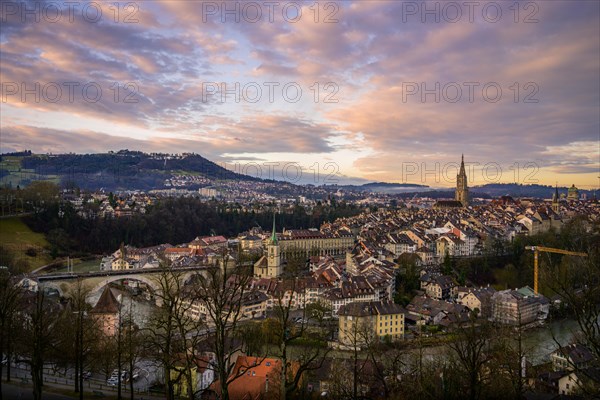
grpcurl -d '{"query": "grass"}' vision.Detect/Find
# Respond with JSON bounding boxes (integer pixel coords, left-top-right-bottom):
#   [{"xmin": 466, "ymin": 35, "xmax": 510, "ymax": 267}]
[
  {"xmin": 0, "ymin": 217, "xmax": 52, "ymax": 270},
  {"xmin": 53, "ymin": 258, "xmax": 101, "ymax": 273},
  {"xmin": 0, "ymin": 157, "xmax": 60, "ymax": 187},
  {"xmin": 0, "ymin": 171, "xmax": 60, "ymax": 187},
  {"xmin": 170, "ymin": 169, "xmax": 202, "ymax": 176}
]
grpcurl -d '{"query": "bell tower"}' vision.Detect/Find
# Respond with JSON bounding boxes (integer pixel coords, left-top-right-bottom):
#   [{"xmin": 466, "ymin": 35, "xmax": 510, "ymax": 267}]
[
  {"xmin": 455, "ymin": 154, "xmax": 469, "ymax": 207},
  {"xmin": 267, "ymin": 214, "xmax": 282, "ymax": 277},
  {"xmin": 552, "ymin": 184, "xmax": 560, "ymax": 214}
]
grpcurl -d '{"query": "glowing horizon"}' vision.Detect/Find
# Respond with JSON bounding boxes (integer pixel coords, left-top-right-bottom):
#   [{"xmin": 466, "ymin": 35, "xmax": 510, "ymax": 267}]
[{"xmin": 1, "ymin": 1, "xmax": 598, "ymax": 188}]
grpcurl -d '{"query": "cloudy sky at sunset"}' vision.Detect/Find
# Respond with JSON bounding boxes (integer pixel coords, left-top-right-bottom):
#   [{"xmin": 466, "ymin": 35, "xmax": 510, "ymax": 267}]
[{"xmin": 1, "ymin": 0, "xmax": 599, "ymax": 187}]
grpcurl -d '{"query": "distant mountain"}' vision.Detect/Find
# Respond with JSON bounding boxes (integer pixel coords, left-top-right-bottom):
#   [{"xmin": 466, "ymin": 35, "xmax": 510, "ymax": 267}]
[
  {"xmin": 1, "ymin": 150, "xmax": 261, "ymax": 191},
  {"xmin": 332, "ymin": 182, "xmax": 429, "ymax": 193},
  {"xmin": 2, "ymin": 151, "xmax": 595, "ymax": 198},
  {"xmin": 472, "ymin": 183, "xmax": 595, "ymax": 199},
  {"xmin": 361, "ymin": 182, "xmax": 429, "ymax": 189},
  {"xmin": 393, "ymin": 183, "xmax": 594, "ymax": 199}
]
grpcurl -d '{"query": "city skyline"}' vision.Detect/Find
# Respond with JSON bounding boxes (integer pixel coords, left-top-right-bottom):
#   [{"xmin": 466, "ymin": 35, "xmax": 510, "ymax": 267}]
[{"xmin": 1, "ymin": 1, "xmax": 599, "ymax": 188}]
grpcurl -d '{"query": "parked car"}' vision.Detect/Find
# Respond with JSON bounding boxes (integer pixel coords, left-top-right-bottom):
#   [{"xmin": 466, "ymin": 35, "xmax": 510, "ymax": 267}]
[
  {"xmin": 107, "ymin": 370, "xmax": 128, "ymax": 385},
  {"xmin": 82, "ymin": 371, "xmax": 92, "ymax": 380},
  {"xmin": 110, "ymin": 369, "xmax": 127, "ymax": 378}
]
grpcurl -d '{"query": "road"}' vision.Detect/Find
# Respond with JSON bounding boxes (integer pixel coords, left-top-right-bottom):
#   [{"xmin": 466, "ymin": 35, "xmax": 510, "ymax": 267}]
[
  {"xmin": 1, "ymin": 382, "xmax": 73, "ymax": 400},
  {"xmin": 3, "ymin": 362, "xmax": 165, "ymax": 399}
]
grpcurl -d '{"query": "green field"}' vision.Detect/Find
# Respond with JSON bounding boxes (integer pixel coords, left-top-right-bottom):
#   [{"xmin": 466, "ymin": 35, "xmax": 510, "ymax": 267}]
[
  {"xmin": 0, "ymin": 217, "xmax": 52, "ymax": 270},
  {"xmin": 53, "ymin": 258, "xmax": 100, "ymax": 273},
  {"xmin": 171, "ymin": 169, "xmax": 202, "ymax": 176},
  {"xmin": 0, "ymin": 156, "xmax": 60, "ymax": 187}
]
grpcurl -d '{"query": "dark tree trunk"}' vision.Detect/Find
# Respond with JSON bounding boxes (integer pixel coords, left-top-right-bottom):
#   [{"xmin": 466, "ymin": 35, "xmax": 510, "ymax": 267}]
[
  {"xmin": 6, "ymin": 331, "xmax": 11, "ymax": 382},
  {"xmin": 31, "ymin": 355, "xmax": 44, "ymax": 400},
  {"xmin": 0, "ymin": 325, "xmax": 4, "ymax": 400},
  {"xmin": 79, "ymin": 313, "xmax": 84, "ymax": 400}
]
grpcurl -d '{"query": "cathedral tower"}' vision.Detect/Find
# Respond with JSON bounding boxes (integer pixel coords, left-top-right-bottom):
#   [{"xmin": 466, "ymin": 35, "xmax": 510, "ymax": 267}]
[
  {"xmin": 455, "ymin": 154, "xmax": 469, "ymax": 207},
  {"xmin": 552, "ymin": 185, "xmax": 560, "ymax": 214}
]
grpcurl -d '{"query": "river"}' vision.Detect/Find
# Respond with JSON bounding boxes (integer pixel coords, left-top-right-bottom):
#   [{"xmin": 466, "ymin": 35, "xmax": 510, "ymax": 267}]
[
  {"xmin": 405, "ymin": 318, "xmax": 581, "ymax": 366},
  {"xmin": 87, "ymin": 288, "xmax": 157, "ymax": 328}
]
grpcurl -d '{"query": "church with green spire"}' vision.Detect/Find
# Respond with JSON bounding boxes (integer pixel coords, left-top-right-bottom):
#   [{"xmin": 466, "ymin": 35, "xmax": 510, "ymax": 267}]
[
  {"xmin": 269, "ymin": 214, "xmax": 278, "ymax": 245},
  {"xmin": 253, "ymin": 213, "xmax": 283, "ymax": 278}
]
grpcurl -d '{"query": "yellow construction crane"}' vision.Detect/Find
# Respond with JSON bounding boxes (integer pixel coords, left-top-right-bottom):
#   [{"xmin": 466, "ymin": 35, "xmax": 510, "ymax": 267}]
[{"xmin": 525, "ymin": 246, "xmax": 588, "ymax": 294}]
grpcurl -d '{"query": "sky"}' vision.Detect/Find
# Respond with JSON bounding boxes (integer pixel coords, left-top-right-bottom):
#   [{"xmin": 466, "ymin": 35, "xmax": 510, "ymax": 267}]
[{"xmin": 1, "ymin": 0, "xmax": 599, "ymax": 188}]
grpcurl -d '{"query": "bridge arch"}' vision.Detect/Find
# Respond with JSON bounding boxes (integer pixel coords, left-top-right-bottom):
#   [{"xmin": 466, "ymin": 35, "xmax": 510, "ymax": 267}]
[
  {"xmin": 39, "ymin": 281, "xmax": 67, "ymax": 297},
  {"xmin": 180, "ymin": 270, "xmax": 205, "ymax": 285},
  {"xmin": 89, "ymin": 275, "xmax": 162, "ymax": 298}
]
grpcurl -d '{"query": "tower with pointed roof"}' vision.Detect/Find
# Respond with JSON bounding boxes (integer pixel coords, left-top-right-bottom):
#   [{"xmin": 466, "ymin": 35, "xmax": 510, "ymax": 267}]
[
  {"xmin": 90, "ymin": 286, "xmax": 121, "ymax": 336},
  {"xmin": 267, "ymin": 213, "xmax": 282, "ymax": 277},
  {"xmin": 552, "ymin": 184, "xmax": 560, "ymax": 213},
  {"xmin": 455, "ymin": 154, "xmax": 469, "ymax": 207}
]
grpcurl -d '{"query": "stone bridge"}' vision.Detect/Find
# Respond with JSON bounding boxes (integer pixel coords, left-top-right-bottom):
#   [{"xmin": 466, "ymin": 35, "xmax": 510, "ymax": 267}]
[{"xmin": 31, "ymin": 266, "xmax": 211, "ymax": 301}]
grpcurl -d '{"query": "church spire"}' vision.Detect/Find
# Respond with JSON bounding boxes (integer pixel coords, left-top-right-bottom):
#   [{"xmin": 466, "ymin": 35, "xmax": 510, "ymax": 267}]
[
  {"xmin": 270, "ymin": 213, "xmax": 278, "ymax": 245},
  {"xmin": 456, "ymin": 154, "xmax": 469, "ymax": 207},
  {"xmin": 552, "ymin": 183, "xmax": 560, "ymax": 213}
]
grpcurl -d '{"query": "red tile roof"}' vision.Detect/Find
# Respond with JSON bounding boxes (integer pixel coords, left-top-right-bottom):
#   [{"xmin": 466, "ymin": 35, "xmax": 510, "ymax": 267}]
[{"xmin": 211, "ymin": 356, "xmax": 281, "ymax": 400}]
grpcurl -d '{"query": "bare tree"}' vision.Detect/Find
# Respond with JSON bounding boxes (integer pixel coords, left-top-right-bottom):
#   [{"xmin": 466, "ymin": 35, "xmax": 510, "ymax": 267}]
[
  {"xmin": 172, "ymin": 285, "xmax": 206, "ymax": 400},
  {"xmin": 542, "ymin": 240, "xmax": 600, "ymax": 396},
  {"xmin": 305, "ymin": 299, "xmax": 333, "ymax": 328},
  {"xmin": 116, "ymin": 297, "xmax": 125, "ymax": 400},
  {"xmin": 194, "ymin": 259, "xmax": 255, "ymax": 400},
  {"xmin": 494, "ymin": 310, "xmax": 532, "ymax": 399},
  {"xmin": 397, "ymin": 342, "xmax": 452, "ymax": 400},
  {"xmin": 95, "ymin": 335, "xmax": 116, "ymax": 381},
  {"xmin": 17, "ymin": 290, "xmax": 63, "ymax": 400},
  {"xmin": 235, "ymin": 322, "xmax": 263, "ymax": 357},
  {"xmin": 447, "ymin": 312, "xmax": 496, "ymax": 400},
  {"xmin": 122, "ymin": 297, "xmax": 143, "ymax": 400},
  {"xmin": 63, "ymin": 279, "xmax": 98, "ymax": 399},
  {"xmin": 366, "ymin": 344, "xmax": 406, "ymax": 399},
  {"xmin": 144, "ymin": 264, "xmax": 190, "ymax": 400},
  {"xmin": 325, "ymin": 358, "xmax": 353, "ymax": 399},
  {"xmin": 0, "ymin": 269, "xmax": 22, "ymax": 400},
  {"xmin": 338, "ymin": 313, "xmax": 377, "ymax": 399},
  {"xmin": 271, "ymin": 278, "xmax": 329, "ymax": 399}
]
